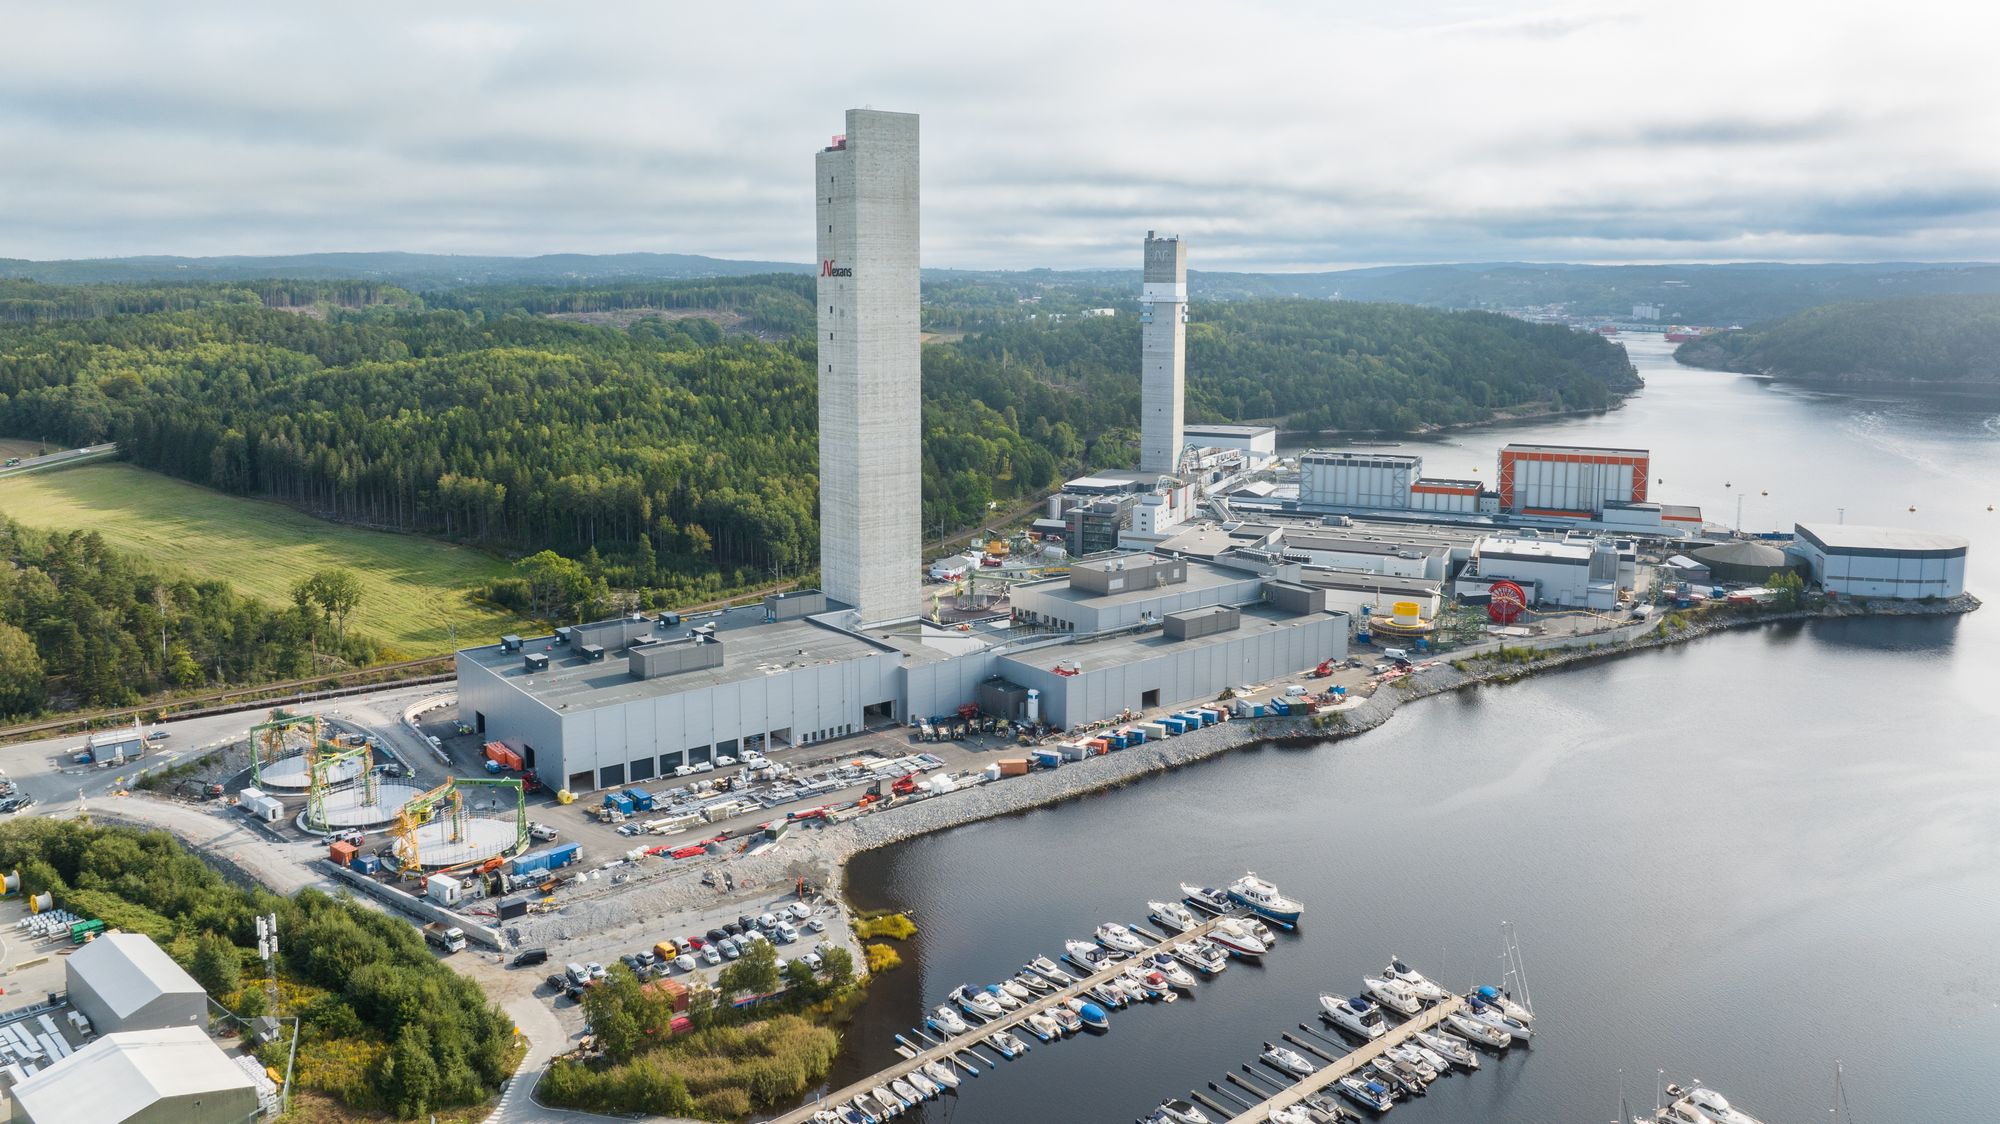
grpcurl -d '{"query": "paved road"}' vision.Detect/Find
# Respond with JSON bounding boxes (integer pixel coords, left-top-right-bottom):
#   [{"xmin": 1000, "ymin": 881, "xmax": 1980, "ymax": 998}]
[{"xmin": 0, "ymin": 442, "xmax": 117, "ymax": 477}]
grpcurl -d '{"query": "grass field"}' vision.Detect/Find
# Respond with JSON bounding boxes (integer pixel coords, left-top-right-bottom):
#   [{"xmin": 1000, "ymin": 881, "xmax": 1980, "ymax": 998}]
[{"xmin": 0, "ymin": 463, "xmax": 530, "ymax": 655}]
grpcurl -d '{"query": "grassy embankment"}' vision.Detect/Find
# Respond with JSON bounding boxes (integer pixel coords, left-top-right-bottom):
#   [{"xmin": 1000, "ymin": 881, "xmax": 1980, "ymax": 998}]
[{"xmin": 0, "ymin": 463, "xmax": 526, "ymax": 655}]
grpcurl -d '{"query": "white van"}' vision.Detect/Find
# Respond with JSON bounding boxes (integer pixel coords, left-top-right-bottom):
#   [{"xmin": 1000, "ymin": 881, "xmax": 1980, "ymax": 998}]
[{"xmin": 1383, "ymin": 647, "xmax": 1410, "ymax": 661}]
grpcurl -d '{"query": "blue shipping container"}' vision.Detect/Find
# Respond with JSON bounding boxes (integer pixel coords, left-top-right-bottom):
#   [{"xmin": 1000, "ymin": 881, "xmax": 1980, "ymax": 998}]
[
  {"xmin": 624, "ymin": 788, "xmax": 656, "ymax": 812},
  {"xmin": 1125, "ymin": 729, "xmax": 1146, "ymax": 746},
  {"xmin": 546, "ymin": 842, "xmax": 582, "ymax": 868}
]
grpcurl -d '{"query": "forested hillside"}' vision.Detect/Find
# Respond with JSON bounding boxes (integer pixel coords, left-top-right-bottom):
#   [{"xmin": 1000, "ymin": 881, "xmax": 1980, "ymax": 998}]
[
  {"xmin": 0, "ymin": 281, "xmax": 1636, "ymax": 592},
  {"xmin": 1675, "ymin": 294, "xmax": 2000, "ymax": 384},
  {"xmin": 0, "ymin": 516, "xmax": 376, "ymax": 719}
]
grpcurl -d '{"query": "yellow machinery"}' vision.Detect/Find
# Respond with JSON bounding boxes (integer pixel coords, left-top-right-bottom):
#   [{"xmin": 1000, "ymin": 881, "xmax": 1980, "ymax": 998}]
[
  {"xmin": 392, "ymin": 776, "xmax": 526, "ymax": 873},
  {"xmin": 304, "ymin": 741, "xmax": 373, "ymax": 833},
  {"xmin": 247, "ymin": 710, "xmax": 316, "ymax": 785}
]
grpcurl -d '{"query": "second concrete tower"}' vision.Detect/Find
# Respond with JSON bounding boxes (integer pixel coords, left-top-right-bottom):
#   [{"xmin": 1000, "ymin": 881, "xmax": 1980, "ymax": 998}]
[{"xmin": 1139, "ymin": 231, "xmax": 1188, "ymax": 475}]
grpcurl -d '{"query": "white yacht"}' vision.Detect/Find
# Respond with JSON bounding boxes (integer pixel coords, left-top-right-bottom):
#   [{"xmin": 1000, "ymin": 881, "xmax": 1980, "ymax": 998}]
[
  {"xmin": 921, "ymin": 1059, "xmax": 959, "ymax": 1089},
  {"xmin": 1383, "ymin": 956, "xmax": 1447, "ymax": 1002},
  {"xmin": 954, "ymin": 984, "xmax": 1002, "ymax": 1019},
  {"xmin": 1147, "ymin": 952, "xmax": 1198, "ymax": 989},
  {"xmin": 1319, "ymin": 994, "xmax": 1387, "ymax": 1039},
  {"xmin": 890, "ymin": 1079, "xmax": 921, "ymax": 1107},
  {"xmin": 1416, "ymin": 1029, "xmax": 1478, "ymax": 1069},
  {"xmin": 1261, "ymin": 1043, "xmax": 1317, "ymax": 1077},
  {"xmin": 1154, "ymin": 1098, "xmax": 1214, "ymax": 1124},
  {"xmin": 1384, "ymin": 1043, "xmax": 1439, "ymax": 1081},
  {"xmin": 998, "ymin": 978, "xmax": 1032, "ymax": 1002},
  {"xmin": 1027, "ymin": 956, "xmax": 1074, "ymax": 984},
  {"xmin": 1172, "ymin": 937, "xmax": 1230, "ymax": 974},
  {"xmin": 1148, "ymin": 899, "xmax": 1199, "ymax": 933},
  {"xmin": 1065, "ymin": 938, "xmax": 1119, "ymax": 973},
  {"xmin": 929, "ymin": 1004, "xmax": 968, "ymax": 1036},
  {"xmin": 984, "ymin": 984, "xmax": 1021, "ymax": 1010},
  {"xmin": 1179, "ymin": 882, "xmax": 1234, "ymax": 915},
  {"xmin": 1014, "ymin": 970, "xmax": 1053, "ymax": 994},
  {"xmin": 905, "ymin": 1071, "xmax": 937, "ymax": 1098},
  {"xmin": 1095, "ymin": 922, "xmax": 1146, "ymax": 954},
  {"xmin": 1024, "ymin": 1011, "xmax": 1060, "ymax": 1041},
  {"xmin": 1270, "ymin": 1106, "xmax": 1314, "ymax": 1124},
  {"xmin": 1226, "ymin": 872, "xmax": 1303, "ymax": 927},
  {"xmin": 1471, "ymin": 983, "xmax": 1533, "ymax": 1024},
  {"xmin": 1463, "ymin": 994, "xmax": 1532, "ymax": 1040},
  {"xmin": 1661, "ymin": 1084, "xmax": 1769, "ymax": 1124},
  {"xmin": 1445, "ymin": 1011, "xmax": 1512, "ymax": 1048},
  {"xmin": 1210, "ymin": 918, "xmax": 1268, "ymax": 958},
  {"xmin": 1362, "ymin": 974, "xmax": 1425, "ymax": 1015}
]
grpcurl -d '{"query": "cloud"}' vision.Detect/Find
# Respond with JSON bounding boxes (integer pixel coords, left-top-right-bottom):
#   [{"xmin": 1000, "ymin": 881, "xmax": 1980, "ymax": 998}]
[{"xmin": 1, "ymin": 0, "xmax": 1997, "ymax": 268}]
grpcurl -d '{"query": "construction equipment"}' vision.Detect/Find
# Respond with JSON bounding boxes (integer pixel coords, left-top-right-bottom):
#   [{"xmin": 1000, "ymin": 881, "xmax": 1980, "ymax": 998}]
[
  {"xmin": 247, "ymin": 710, "xmax": 316, "ymax": 785},
  {"xmin": 1308, "ymin": 659, "xmax": 1336, "ymax": 679},
  {"xmin": 304, "ymin": 740, "xmax": 372, "ymax": 833},
  {"xmin": 890, "ymin": 773, "xmax": 918, "ymax": 797}
]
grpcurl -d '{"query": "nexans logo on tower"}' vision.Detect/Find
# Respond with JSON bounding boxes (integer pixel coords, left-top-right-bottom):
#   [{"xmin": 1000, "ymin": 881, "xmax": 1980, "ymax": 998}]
[{"xmin": 820, "ymin": 260, "xmax": 853, "ymax": 277}]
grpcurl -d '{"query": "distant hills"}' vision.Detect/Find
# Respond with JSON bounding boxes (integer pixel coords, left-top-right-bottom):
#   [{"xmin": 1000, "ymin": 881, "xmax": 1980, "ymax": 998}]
[
  {"xmin": 7, "ymin": 252, "xmax": 2000, "ymax": 324},
  {"xmin": 1675, "ymin": 293, "xmax": 2000, "ymax": 385}
]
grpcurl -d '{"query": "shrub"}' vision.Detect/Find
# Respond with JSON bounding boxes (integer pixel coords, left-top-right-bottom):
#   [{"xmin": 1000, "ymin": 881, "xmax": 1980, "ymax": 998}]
[
  {"xmin": 865, "ymin": 943, "xmax": 902, "ymax": 973},
  {"xmin": 852, "ymin": 912, "xmax": 917, "ymax": 940}
]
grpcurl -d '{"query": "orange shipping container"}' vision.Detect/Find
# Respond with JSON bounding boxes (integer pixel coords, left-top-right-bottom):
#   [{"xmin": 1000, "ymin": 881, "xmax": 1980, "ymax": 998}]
[
  {"xmin": 997, "ymin": 758, "xmax": 1030, "ymax": 777},
  {"xmin": 483, "ymin": 742, "xmax": 523, "ymax": 771},
  {"xmin": 644, "ymin": 977, "xmax": 691, "ymax": 1013},
  {"xmin": 328, "ymin": 841, "xmax": 357, "ymax": 866}
]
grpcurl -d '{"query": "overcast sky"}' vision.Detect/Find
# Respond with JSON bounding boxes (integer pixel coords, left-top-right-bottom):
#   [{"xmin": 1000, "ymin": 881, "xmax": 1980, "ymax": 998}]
[{"xmin": 5, "ymin": 1, "xmax": 1998, "ymax": 270}]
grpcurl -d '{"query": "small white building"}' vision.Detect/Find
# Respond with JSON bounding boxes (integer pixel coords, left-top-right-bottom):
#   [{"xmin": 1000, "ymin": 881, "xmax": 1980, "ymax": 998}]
[
  {"xmin": 928, "ymin": 555, "xmax": 975, "ymax": 581},
  {"xmin": 1792, "ymin": 524, "xmax": 1968, "ymax": 600},
  {"xmin": 7, "ymin": 1026, "xmax": 259, "ymax": 1124},
  {"xmin": 1472, "ymin": 533, "xmax": 1614, "ymax": 609}
]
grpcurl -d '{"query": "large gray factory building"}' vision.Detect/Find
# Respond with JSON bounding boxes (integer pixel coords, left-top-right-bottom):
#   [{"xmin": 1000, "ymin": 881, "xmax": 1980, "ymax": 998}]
[{"xmin": 455, "ymin": 109, "xmax": 1348, "ymax": 793}]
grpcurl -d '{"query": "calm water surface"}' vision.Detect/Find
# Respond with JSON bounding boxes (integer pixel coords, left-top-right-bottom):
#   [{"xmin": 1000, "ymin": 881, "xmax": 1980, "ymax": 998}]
[{"xmin": 829, "ymin": 338, "xmax": 2000, "ymax": 1123}]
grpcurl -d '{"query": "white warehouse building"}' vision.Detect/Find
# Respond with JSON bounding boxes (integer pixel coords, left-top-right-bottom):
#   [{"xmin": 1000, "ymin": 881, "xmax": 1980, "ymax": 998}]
[{"xmin": 1792, "ymin": 524, "xmax": 1968, "ymax": 600}]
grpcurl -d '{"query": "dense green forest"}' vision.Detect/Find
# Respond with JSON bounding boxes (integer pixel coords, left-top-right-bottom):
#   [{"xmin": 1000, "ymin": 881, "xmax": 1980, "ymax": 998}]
[
  {"xmin": 0, "ymin": 280, "xmax": 1635, "ymax": 595},
  {"xmin": 1676, "ymin": 294, "xmax": 2000, "ymax": 383},
  {"xmin": 0, "ymin": 820, "xmax": 515, "ymax": 1118},
  {"xmin": 0, "ymin": 516, "xmax": 376, "ymax": 719}
]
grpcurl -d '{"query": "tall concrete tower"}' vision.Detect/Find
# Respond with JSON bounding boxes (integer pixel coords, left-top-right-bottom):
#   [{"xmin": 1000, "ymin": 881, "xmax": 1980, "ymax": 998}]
[
  {"xmin": 1139, "ymin": 231, "xmax": 1188, "ymax": 475},
  {"xmin": 816, "ymin": 109, "xmax": 922, "ymax": 625}
]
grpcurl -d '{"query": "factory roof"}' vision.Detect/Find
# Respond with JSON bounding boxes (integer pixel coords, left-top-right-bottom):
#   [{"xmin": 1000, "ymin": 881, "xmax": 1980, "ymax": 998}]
[
  {"xmin": 67, "ymin": 934, "xmax": 204, "ymax": 1021},
  {"xmin": 1479, "ymin": 535, "xmax": 1594, "ymax": 563},
  {"xmin": 1301, "ymin": 449, "xmax": 1423, "ymax": 464},
  {"xmin": 9, "ymin": 1026, "xmax": 254, "ymax": 1124},
  {"xmin": 1012, "ymin": 558, "xmax": 1256, "ymax": 611},
  {"xmin": 1282, "ymin": 530, "xmax": 1449, "ymax": 558},
  {"xmin": 1183, "ymin": 424, "xmax": 1277, "ymax": 437},
  {"xmin": 460, "ymin": 603, "xmax": 893, "ymax": 712},
  {"xmin": 1795, "ymin": 523, "xmax": 1969, "ymax": 556},
  {"xmin": 1692, "ymin": 540, "xmax": 1790, "ymax": 567},
  {"xmin": 1023, "ymin": 604, "xmax": 1330, "ymax": 669},
  {"xmin": 1500, "ymin": 442, "xmax": 1649, "ymax": 457},
  {"xmin": 1296, "ymin": 567, "xmax": 1443, "ymax": 597},
  {"xmin": 1152, "ymin": 522, "xmax": 1283, "ymax": 559}
]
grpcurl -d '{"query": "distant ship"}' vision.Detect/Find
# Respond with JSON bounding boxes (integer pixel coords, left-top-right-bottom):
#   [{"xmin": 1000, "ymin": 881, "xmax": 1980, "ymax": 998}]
[
  {"xmin": 1595, "ymin": 325, "xmax": 1619, "ymax": 335},
  {"xmin": 1664, "ymin": 326, "xmax": 1707, "ymax": 342}
]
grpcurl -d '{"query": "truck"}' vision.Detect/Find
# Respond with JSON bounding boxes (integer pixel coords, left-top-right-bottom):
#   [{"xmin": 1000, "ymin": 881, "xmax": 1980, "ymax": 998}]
[
  {"xmin": 423, "ymin": 923, "xmax": 467, "ymax": 953},
  {"xmin": 528, "ymin": 821, "xmax": 559, "ymax": 842}
]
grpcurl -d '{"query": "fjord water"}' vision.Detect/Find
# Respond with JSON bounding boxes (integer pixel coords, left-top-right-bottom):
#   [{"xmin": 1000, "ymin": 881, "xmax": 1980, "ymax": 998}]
[{"xmin": 833, "ymin": 337, "xmax": 2000, "ymax": 1123}]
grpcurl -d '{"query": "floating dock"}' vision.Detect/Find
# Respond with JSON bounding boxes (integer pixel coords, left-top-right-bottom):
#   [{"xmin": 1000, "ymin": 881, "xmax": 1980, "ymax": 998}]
[
  {"xmin": 1213, "ymin": 995, "xmax": 1466, "ymax": 1122},
  {"xmin": 768, "ymin": 916, "xmax": 1228, "ymax": 1124}
]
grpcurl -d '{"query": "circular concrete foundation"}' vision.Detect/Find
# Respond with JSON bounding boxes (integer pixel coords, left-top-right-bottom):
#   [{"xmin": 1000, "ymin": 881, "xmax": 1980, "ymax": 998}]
[
  {"xmin": 257, "ymin": 752, "xmax": 366, "ymax": 791},
  {"xmin": 297, "ymin": 783, "xmax": 426, "ymax": 832},
  {"xmin": 394, "ymin": 818, "xmax": 518, "ymax": 869}
]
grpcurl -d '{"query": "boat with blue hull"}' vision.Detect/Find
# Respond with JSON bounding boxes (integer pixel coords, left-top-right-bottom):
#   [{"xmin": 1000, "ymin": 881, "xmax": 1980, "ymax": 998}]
[{"xmin": 1225, "ymin": 871, "xmax": 1303, "ymax": 928}]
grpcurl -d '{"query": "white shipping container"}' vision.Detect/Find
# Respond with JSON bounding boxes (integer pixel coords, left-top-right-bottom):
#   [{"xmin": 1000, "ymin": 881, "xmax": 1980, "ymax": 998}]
[{"xmin": 427, "ymin": 873, "xmax": 463, "ymax": 905}]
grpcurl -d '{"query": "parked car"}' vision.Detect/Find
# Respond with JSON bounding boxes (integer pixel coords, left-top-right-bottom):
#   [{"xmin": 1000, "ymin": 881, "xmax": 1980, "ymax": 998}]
[
  {"xmin": 805, "ymin": 917, "xmax": 826, "ymax": 934},
  {"xmin": 775, "ymin": 922, "xmax": 799, "ymax": 943},
  {"xmin": 736, "ymin": 914, "xmax": 758, "ymax": 933},
  {"xmin": 757, "ymin": 912, "xmax": 779, "ymax": 930},
  {"xmin": 513, "ymin": 948, "xmax": 550, "ymax": 968},
  {"xmin": 635, "ymin": 951, "xmax": 656, "ymax": 967},
  {"xmin": 705, "ymin": 927, "xmax": 729, "ymax": 944},
  {"xmin": 684, "ymin": 936, "xmax": 705, "ymax": 951},
  {"xmin": 801, "ymin": 951, "xmax": 823, "ymax": 971},
  {"xmin": 700, "ymin": 945, "xmax": 721, "ymax": 966},
  {"xmin": 786, "ymin": 901, "xmax": 812, "ymax": 920},
  {"xmin": 720, "ymin": 938, "xmax": 742, "ymax": 959},
  {"xmin": 586, "ymin": 962, "xmax": 606, "ymax": 980},
  {"xmin": 144, "ymin": 729, "xmax": 170, "ymax": 742},
  {"xmin": 545, "ymin": 972, "xmax": 568, "ymax": 990},
  {"xmin": 674, "ymin": 765, "xmax": 697, "ymax": 777},
  {"xmin": 674, "ymin": 954, "xmax": 696, "ymax": 972},
  {"xmin": 714, "ymin": 755, "xmax": 737, "ymax": 767}
]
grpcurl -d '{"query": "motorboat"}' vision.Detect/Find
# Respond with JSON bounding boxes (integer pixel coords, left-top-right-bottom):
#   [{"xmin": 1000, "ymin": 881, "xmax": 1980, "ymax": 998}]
[
  {"xmin": 1179, "ymin": 882, "xmax": 1234, "ymax": 915},
  {"xmin": 1227, "ymin": 872, "xmax": 1303, "ymax": 927},
  {"xmin": 1302, "ymin": 1092, "xmax": 1360, "ymax": 1121},
  {"xmin": 1148, "ymin": 952, "xmax": 1198, "ymax": 989},
  {"xmin": 1209, "ymin": 919, "xmax": 1268, "ymax": 958},
  {"xmin": 1028, "ymin": 956, "xmax": 1074, "ymax": 984},
  {"xmin": 869, "ymin": 1086, "xmax": 900, "ymax": 1116},
  {"xmin": 892, "ymin": 1076, "xmax": 924, "ymax": 1103},
  {"xmin": 1109, "ymin": 975, "xmax": 1145, "ymax": 1004},
  {"xmin": 999, "ymin": 978, "xmax": 1033, "ymax": 1002},
  {"xmin": 1236, "ymin": 914, "xmax": 1278, "ymax": 946},
  {"xmin": 1077, "ymin": 1000, "xmax": 1110, "ymax": 1030},
  {"xmin": 922, "ymin": 1058, "xmax": 959, "ymax": 1089},
  {"xmin": 1155, "ymin": 1098, "xmax": 1214, "ymax": 1124},
  {"xmin": 1336, "ymin": 1075, "xmax": 1396, "ymax": 1113},
  {"xmin": 905, "ymin": 1071, "xmax": 937, "ymax": 1098},
  {"xmin": 1445, "ymin": 1011, "xmax": 1512, "ymax": 1048},
  {"xmin": 1149, "ymin": 899, "xmax": 1200, "ymax": 933},
  {"xmin": 954, "ymin": 984, "xmax": 1003, "ymax": 1019},
  {"xmin": 983, "ymin": 983, "xmax": 1022, "ymax": 1010},
  {"xmin": 1401, "ymin": 1039, "xmax": 1452, "ymax": 1075},
  {"xmin": 1383, "ymin": 956, "xmax": 1447, "ymax": 1002},
  {"xmin": 1065, "ymin": 939, "xmax": 1119, "ymax": 973},
  {"xmin": 1095, "ymin": 922, "xmax": 1146, "ymax": 954},
  {"xmin": 1172, "ymin": 938, "xmax": 1230, "ymax": 974},
  {"xmin": 1024, "ymin": 1012, "xmax": 1060, "ymax": 1041},
  {"xmin": 1261, "ymin": 1042, "xmax": 1317, "ymax": 1077},
  {"xmin": 1385, "ymin": 1043, "xmax": 1439, "ymax": 1081},
  {"xmin": 812, "ymin": 1110, "xmax": 840, "ymax": 1124},
  {"xmin": 1368, "ymin": 1059, "xmax": 1422, "ymax": 1097},
  {"xmin": 1472, "ymin": 984, "xmax": 1532, "ymax": 1024},
  {"xmin": 1362, "ymin": 974, "xmax": 1425, "ymax": 1016},
  {"xmin": 846, "ymin": 1095, "xmax": 878, "ymax": 1123},
  {"xmin": 1015, "ymin": 969, "xmax": 1053, "ymax": 993},
  {"xmin": 1464, "ymin": 994, "xmax": 1532, "ymax": 1040},
  {"xmin": 1319, "ymin": 994, "xmax": 1387, "ymax": 1039},
  {"xmin": 1270, "ymin": 1107, "xmax": 1314, "ymax": 1124},
  {"xmin": 1051, "ymin": 1002, "xmax": 1082, "ymax": 1033},
  {"xmin": 1377, "ymin": 1053, "xmax": 1432, "ymax": 1090},
  {"xmin": 1663, "ymin": 1084, "xmax": 1769, "ymax": 1124},
  {"xmin": 984, "ymin": 1029, "xmax": 1027, "ymax": 1058},
  {"xmin": 929, "ymin": 1004, "xmax": 968, "ymax": 1036},
  {"xmin": 1122, "ymin": 965, "xmax": 1163, "ymax": 999},
  {"xmin": 1088, "ymin": 982, "xmax": 1127, "ymax": 1008},
  {"xmin": 1415, "ymin": 1029, "xmax": 1478, "ymax": 1069}
]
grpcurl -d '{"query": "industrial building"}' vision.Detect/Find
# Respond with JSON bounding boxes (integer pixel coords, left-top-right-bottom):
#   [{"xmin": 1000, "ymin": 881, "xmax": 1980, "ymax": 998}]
[
  {"xmin": 1183, "ymin": 424, "xmax": 1277, "ymax": 458},
  {"xmin": 1496, "ymin": 443, "xmax": 1649, "ymax": 516},
  {"xmin": 1459, "ymin": 532, "xmax": 1633, "ymax": 610},
  {"xmin": 1791, "ymin": 524, "xmax": 1968, "ymax": 599},
  {"xmin": 66, "ymin": 933, "xmax": 207, "ymax": 1035},
  {"xmin": 816, "ymin": 108, "xmax": 923, "ymax": 626},
  {"xmin": 459, "ymin": 594, "xmax": 903, "ymax": 795},
  {"xmin": 1139, "ymin": 231, "xmax": 1188, "ymax": 475},
  {"xmin": 1690, "ymin": 540, "xmax": 1799, "ymax": 586},
  {"xmin": 6, "ymin": 1026, "xmax": 259, "ymax": 1124}
]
